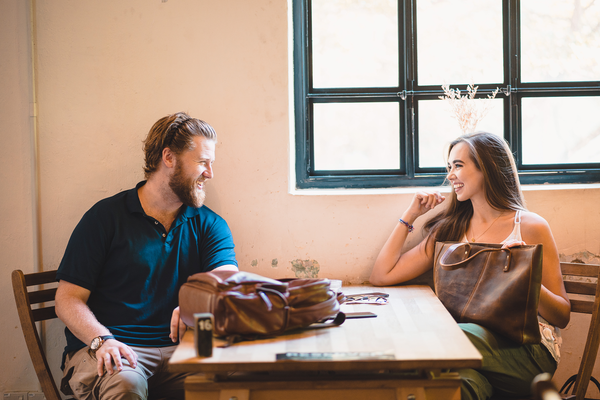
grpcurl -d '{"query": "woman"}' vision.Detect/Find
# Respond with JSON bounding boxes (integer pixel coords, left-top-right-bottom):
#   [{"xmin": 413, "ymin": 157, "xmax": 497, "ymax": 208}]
[{"xmin": 370, "ymin": 132, "xmax": 570, "ymax": 400}]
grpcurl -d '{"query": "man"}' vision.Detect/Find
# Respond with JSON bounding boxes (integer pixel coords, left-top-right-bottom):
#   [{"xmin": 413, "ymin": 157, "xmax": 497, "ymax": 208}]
[{"xmin": 55, "ymin": 112, "xmax": 238, "ymax": 400}]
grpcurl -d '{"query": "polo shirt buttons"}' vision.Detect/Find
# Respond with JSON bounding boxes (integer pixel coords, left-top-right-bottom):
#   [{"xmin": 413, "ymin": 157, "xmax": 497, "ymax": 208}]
[
  {"xmin": 155, "ymin": 221, "xmax": 158, "ymax": 225},
  {"xmin": 162, "ymin": 233, "xmax": 166, "ymax": 238}
]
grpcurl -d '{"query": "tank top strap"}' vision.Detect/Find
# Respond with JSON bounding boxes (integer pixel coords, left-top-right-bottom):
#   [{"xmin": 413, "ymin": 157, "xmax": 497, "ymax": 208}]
[{"xmin": 502, "ymin": 210, "xmax": 522, "ymax": 244}]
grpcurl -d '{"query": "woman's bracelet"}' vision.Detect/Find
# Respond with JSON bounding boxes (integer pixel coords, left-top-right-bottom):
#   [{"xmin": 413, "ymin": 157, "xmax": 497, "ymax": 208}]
[{"xmin": 399, "ymin": 218, "xmax": 414, "ymax": 233}]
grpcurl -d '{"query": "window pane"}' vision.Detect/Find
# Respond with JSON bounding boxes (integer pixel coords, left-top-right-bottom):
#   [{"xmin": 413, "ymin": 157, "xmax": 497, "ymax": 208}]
[
  {"xmin": 418, "ymin": 98, "xmax": 504, "ymax": 168},
  {"xmin": 416, "ymin": 0, "xmax": 503, "ymax": 86},
  {"xmin": 521, "ymin": 97, "xmax": 600, "ymax": 165},
  {"xmin": 311, "ymin": 0, "xmax": 398, "ymax": 88},
  {"xmin": 521, "ymin": 0, "xmax": 600, "ymax": 83},
  {"xmin": 313, "ymin": 102, "xmax": 400, "ymax": 170}
]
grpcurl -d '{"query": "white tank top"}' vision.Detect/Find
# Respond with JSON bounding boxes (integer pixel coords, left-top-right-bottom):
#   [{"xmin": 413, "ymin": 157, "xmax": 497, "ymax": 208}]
[{"xmin": 461, "ymin": 210, "xmax": 522, "ymax": 243}]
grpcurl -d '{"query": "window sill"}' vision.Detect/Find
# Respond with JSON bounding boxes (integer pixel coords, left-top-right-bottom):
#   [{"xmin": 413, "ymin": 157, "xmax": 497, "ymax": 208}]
[{"xmin": 288, "ymin": 183, "xmax": 600, "ymax": 196}]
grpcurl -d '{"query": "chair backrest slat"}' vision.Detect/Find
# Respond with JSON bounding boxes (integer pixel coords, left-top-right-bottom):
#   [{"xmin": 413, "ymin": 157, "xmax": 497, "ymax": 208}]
[
  {"xmin": 28, "ymin": 288, "xmax": 57, "ymax": 305},
  {"xmin": 24, "ymin": 270, "xmax": 58, "ymax": 286},
  {"xmin": 561, "ymin": 262, "xmax": 600, "ymax": 278},
  {"xmin": 570, "ymin": 300, "xmax": 595, "ymax": 314},
  {"xmin": 31, "ymin": 307, "xmax": 58, "ymax": 322},
  {"xmin": 564, "ymin": 281, "xmax": 597, "ymax": 297}
]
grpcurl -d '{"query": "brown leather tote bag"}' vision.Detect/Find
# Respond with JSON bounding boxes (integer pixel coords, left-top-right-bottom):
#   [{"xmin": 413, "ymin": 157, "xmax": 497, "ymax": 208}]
[
  {"xmin": 179, "ymin": 270, "xmax": 344, "ymax": 338},
  {"xmin": 434, "ymin": 242, "xmax": 543, "ymax": 345}
]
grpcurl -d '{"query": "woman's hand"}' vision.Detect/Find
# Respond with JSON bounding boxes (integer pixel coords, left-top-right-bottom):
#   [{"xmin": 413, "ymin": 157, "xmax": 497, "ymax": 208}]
[
  {"xmin": 501, "ymin": 239, "xmax": 526, "ymax": 249},
  {"xmin": 403, "ymin": 190, "xmax": 446, "ymax": 223},
  {"xmin": 370, "ymin": 191, "xmax": 444, "ymax": 287}
]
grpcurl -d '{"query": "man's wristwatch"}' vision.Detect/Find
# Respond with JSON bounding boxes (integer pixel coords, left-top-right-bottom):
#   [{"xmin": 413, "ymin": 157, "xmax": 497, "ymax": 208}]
[{"xmin": 90, "ymin": 335, "xmax": 115, "ymax": 354}]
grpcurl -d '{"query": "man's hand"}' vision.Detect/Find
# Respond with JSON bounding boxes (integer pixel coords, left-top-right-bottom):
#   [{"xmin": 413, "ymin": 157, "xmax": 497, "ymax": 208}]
[
  {"xmin": 170, "ymin": 306, "xmax": 188, "ymax": 343},
  {"xmin": 94, "ymin": 339, "xmax": 138, "ymax": 376}
]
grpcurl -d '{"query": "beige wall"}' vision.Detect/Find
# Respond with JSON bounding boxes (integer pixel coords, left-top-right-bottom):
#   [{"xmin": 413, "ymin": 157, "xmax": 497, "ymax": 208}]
[
  {"xmin": 1, "ymin": 0, "xmax": 39, "ymax": 393},
  {"xmin": 2, "ymin": 0, "xmax": 600, "ymax": 397}
]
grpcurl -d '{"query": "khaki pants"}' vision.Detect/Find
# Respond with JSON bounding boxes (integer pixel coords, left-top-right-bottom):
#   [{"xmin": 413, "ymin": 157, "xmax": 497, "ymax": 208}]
[{"xmin": 61, "ymin": 345, "xmax": 193, "ymax": 400}]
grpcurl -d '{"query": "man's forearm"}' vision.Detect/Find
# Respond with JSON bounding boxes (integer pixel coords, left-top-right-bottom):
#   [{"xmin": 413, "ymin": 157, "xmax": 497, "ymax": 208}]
[
  {"xmin": 214, "ymin": 264, "xmax": 238, "ymax": 271},
  {"xmin": 55, "ymin": 292, "xmax": 111, "ymax": 346}
]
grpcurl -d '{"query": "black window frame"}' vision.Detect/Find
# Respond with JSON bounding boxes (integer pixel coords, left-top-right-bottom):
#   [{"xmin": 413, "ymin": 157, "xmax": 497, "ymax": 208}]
[{"xmin": 293, "ymin": 0, "xmax": 600, "ymax": 189}]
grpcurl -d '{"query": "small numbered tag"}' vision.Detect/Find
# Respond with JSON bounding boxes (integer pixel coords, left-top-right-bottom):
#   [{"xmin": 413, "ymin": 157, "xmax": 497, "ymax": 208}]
[{"xmin": 194, "ymin": 313, "xmax": 213, "ymax": 357}]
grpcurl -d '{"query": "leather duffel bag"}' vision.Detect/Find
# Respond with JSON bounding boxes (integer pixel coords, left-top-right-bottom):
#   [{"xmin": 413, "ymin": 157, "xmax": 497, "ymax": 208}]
[{"xmin": 179, "ymin": 270, "xmax": 344, "ymax": 338}]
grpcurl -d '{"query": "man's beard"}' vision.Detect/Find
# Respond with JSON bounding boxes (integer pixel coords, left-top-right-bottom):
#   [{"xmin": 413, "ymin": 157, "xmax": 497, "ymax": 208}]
[{"xmin": 168, "ymin": 163, "xmax": 206, "ymax": 208}]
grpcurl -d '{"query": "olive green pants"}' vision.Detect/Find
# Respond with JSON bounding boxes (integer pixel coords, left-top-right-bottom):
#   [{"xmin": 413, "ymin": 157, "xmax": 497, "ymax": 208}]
[
  {"xmin": 458, "ymin": 323, "xmax": 557, "ymax": 400},
  {"xmin": 61, "ymin": 345, "xmax": 193, "ymax": 400}
]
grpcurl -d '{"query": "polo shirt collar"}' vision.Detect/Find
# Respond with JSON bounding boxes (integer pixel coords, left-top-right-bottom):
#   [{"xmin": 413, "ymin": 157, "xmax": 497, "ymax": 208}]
[
  {"xmin": 125, "ymin": 181, "xmax": 147, "ymax": 214},
  {"xmin": 182, "ymin": 204, "xmax": 201, "ymax": 219},
  {"xmin": 126, "ymin": 181, "xmax": 202, "ymax": 220}
]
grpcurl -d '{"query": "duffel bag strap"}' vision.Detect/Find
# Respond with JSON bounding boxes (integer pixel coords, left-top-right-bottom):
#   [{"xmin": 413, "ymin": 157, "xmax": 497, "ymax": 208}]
[
  {"xmin": 256, "ymin": 286, "xmax": 290, "ymax": 334},
  {"xmin": 217, "ymin": 312, "xmax": 346, "ymax": 348},
  {"xmin": 309, "ymin": 311, "xmax": 346, "ymax": 329}
]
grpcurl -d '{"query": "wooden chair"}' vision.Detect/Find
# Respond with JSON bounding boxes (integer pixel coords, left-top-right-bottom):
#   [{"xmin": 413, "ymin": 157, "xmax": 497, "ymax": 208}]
[
  {"xmin": 12, "ymin": 269, "xmax": 62, "ymax": 400},
  {"xmin": 558, "ymin": 262, "xmax": 600, "ymax": 400},
  {"xmin": 491, "ymin": 262, "xmax": 600, "ymax": 400}
]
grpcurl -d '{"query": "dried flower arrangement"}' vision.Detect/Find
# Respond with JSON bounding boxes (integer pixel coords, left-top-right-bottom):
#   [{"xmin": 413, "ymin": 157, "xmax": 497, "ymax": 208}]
[{"xmin": 439, "ymin": 84, "xmax": 500, "ymax": 134}]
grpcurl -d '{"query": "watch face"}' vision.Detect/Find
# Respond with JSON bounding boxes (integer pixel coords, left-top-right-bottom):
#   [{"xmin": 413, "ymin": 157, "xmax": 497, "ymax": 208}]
[{"xmin": 91, "ymin": 337, "xmax": 101, "ymax": 350}]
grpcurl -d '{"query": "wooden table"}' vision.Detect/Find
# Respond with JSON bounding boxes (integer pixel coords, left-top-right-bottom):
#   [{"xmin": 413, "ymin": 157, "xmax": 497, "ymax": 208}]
[{"xmin": 169, "ymin": 285, "xmax": 482, "ymax": 400}]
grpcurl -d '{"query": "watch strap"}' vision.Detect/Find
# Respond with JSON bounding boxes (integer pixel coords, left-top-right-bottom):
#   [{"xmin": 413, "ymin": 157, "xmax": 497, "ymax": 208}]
[{"xmin": 90, "ymin": 335, "xmax": 115, "ymax": 353}]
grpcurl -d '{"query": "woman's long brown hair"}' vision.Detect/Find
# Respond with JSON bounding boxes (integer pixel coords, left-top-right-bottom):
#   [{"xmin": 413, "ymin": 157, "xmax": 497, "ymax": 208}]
[{"xmin": 424, "ymin": 132, "xmax": 527, "ymax": 246}]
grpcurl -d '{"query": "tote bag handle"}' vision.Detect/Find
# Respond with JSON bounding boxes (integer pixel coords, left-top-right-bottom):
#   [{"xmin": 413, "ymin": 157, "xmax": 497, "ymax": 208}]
[{"xmin": 439, "ymin": 242, "xmax": 512, "ymax": 272}]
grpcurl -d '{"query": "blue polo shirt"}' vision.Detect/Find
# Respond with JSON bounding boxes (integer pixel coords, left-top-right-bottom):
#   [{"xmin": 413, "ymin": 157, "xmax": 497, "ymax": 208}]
[{"xmin": 56, "ymin": 181, "xmax": 237, "ymax": 359}]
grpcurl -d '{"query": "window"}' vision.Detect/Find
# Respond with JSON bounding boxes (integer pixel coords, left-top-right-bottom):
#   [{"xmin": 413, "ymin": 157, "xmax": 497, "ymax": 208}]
[{"xmin": 293, "ymin": 0, "xmax": 600, "ymax": 189}]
